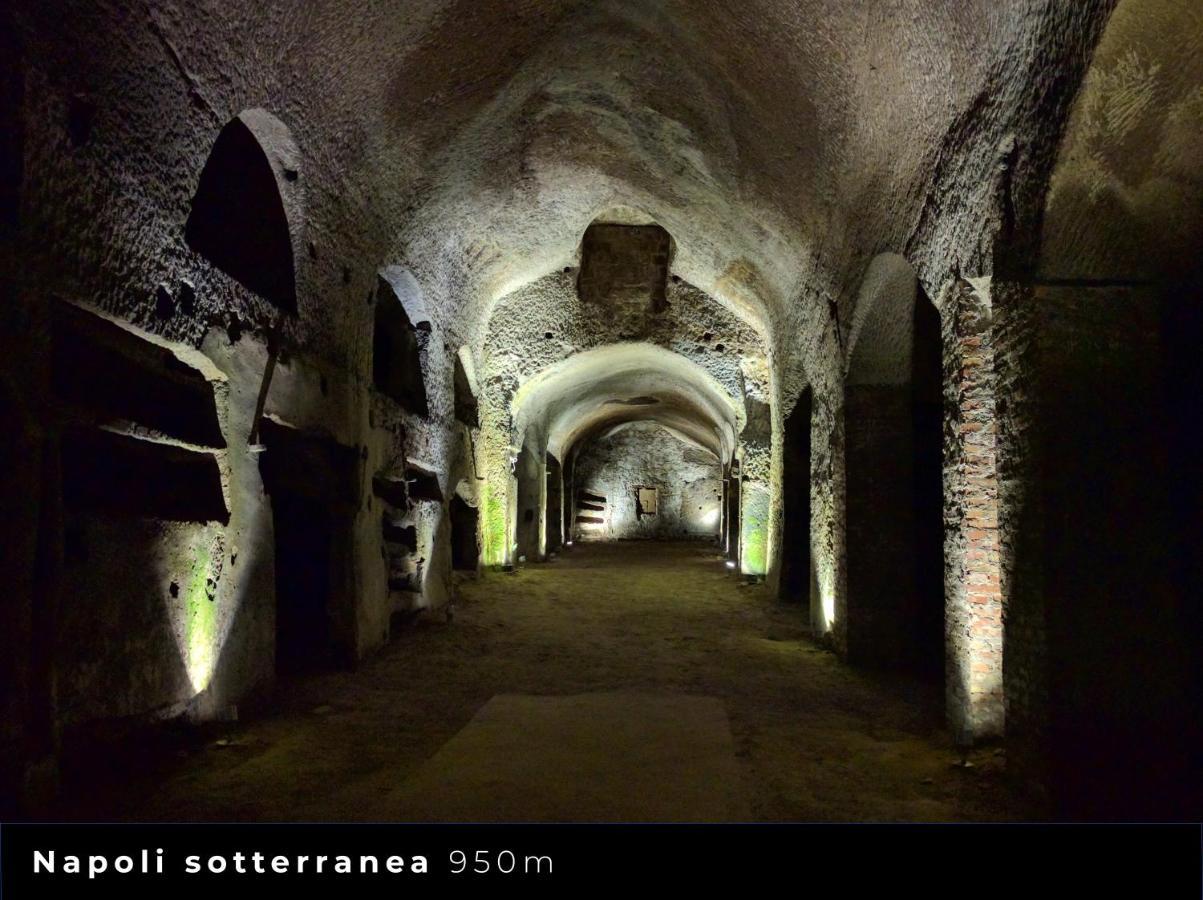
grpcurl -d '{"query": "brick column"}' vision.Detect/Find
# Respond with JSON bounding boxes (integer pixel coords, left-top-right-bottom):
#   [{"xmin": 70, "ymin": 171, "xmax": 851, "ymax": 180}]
[
  {"xmin": 941, "ymin": 278, "xmax": 1005, "ymax": 743},
  {"xmin": 993, "ymin": 276, "xmax": 1185, "ymax": 809}
]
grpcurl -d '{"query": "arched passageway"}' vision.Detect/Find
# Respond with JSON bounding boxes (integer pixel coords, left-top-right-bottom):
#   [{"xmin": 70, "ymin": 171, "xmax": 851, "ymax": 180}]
[
  {"xmin": 4, "ymin": 0, "xmax": 1199, "ymax": 825},
  {"xmin": 489, "ymin": 340, "xmax": 748, "ymax": 567},
  {"xmin": 844, "ymin": 256, "xmax": 944, "ymax": 677}
]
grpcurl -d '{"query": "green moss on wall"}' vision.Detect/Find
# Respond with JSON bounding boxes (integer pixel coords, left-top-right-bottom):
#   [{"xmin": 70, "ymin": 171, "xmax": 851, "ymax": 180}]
[{"xmin": 185, "ymin": 542, "xmax": 218, "ymax": 691}]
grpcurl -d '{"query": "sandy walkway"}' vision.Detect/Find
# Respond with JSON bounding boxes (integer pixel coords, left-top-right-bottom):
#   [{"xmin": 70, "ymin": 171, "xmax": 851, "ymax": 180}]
[{"xmin": 55, "ymin": 541, "xmax": 1030, "ymax": 821}]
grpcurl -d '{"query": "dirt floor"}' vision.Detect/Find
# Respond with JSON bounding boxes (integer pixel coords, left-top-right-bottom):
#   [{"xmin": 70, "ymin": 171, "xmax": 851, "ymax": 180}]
[{"xmin": 52, "ymin": 541, "xmax": 1034, "ymax": 821}]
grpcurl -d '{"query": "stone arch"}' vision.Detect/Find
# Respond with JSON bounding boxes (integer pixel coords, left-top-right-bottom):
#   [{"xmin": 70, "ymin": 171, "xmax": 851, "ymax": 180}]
[
  {"xmin": 487, "ymin": 343, "xmax": 743, "ymax": 566},
  {"xmin": 994, "ymin": 0, "xmax": 1203, "ymax": 815},
  {"xmin": 844, "ymin": 253, "xmax": 943, "ymax": 675},
  {"xmin": 185, "ymin": 109, "xmax": 300, "ymax": 312}
]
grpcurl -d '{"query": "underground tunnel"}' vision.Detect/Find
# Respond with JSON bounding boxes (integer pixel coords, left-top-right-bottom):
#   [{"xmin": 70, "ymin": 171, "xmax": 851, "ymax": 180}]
[{"xmin": 0, "ymin": 0, "xmax": 1200, "ymax": 829}]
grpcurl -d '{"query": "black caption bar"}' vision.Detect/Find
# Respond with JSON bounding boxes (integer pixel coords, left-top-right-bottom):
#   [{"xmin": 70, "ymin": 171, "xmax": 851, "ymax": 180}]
[{"xmin": 2, "ymin": 822, "xmax": 1200, "ymax": 896}]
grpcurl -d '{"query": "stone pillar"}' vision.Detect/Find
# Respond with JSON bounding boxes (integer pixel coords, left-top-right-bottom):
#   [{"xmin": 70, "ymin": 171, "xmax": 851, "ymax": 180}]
[
  {"xmin": 513, "ymin": 433, "xmax": 545, "ymax": 563},
  {"xmin": 739, "ymin": 480, "xmax": 771, "ymax": 576},
  {"xmin": 993, "ymin": 275, "xmax": 1186, "ymax": 812},
  {"xmin": 814, "ymin": 393, "xmax": 845, "ymax": 649},
  {"xmin": 544, "ymin": 454, "xmax": 563, "ymax": 554},
  {"xmin": 941, "ymin": 278, "xmax": 1005, "ymax": 743},
  {"xmin": 739, "ymin": 400, "xmax": 773, "ymax": 577},
  {"xmin": 477, "ymin": 378, "xmax": 517, "ymax": 567},
  {"xmin": 726, "ymin": 460, "xmax": 741, "ymax": 566},
  {"xmin": 719, "ymin": 473, "xmax": 728, "ymax": 552}
]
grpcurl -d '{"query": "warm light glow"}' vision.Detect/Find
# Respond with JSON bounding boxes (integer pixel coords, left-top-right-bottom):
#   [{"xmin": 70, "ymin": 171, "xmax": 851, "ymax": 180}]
[
  {"xmin": 481, "ymin": 480, "xmax": 508, "ymax": 566},
  {"xmin": 817, "ymin": 552, "xmax": 837, "ymax": 632},
  {"xmin": 184, "ymin": 542, "xmax": 218, "ymax": 693},
  {"xmin": 739, "ymin": 484, "xmax": 770, "ymax": 576}
]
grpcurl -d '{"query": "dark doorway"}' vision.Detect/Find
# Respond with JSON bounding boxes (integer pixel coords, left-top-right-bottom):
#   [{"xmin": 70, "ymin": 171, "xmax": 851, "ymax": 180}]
[
  {"xmin": 779, "ymin": 388, "xmax": 812, "ymax": 603},
  {"xmin": 514, "ymin": 437, "xmax": 542, "ymax": 561},
  {"xmin": 450, "ymin": 495, "xmax": 479, "ymax": 572},
  {"xmin": 271, "ymin": 494, "xmax": 334, "ymax": 676},
  {"xmin": 845, "ymin": 280, "xmax": 943, "ymax": 676},
  {"xmin": 725, "ymin": 460, "xmax": 741, "ymax": 567},
  {"xmin": 258, "ymin": 420, "xmax": 358, "ymax": 676},
  {"xmin": 912, "ymin": 292, "xmax": 945, "ymax": 679}
]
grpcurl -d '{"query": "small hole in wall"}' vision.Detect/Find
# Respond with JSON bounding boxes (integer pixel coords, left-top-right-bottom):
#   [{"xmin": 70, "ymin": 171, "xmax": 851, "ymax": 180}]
[
  {"xmin": 714, "ymin": 343, "xmax": 725, "ymax": 352},
  {"xmin": 524, "ymin": 509, "xmax": 535, "ymax": 523},
  {"xmin": 544, "ymin": 332, "xmax": 553, "ymax": 339},
  {"xmin": 702, "ymin": 332, "xmax": 713, "ymax": 342},
  {"xmin": 671, "ymin": 274, "xmax": 681, "ymax": 284},
  {"xmin": 282, "ymin": 167, "xmax": 298, "ymax": 182},
  {"xmin": 308, "ymin": 242, "xmax": 318, "ymax": 260},
  {"xmin": 154, "ymin": 284, "xmax": 174, "ymax": 320},
  {"xmin": 179, "ymin": 281, "xmax": 196, "ymax": 314},
  {"xmin": 169, "ymin": 581, "xmax": 179, "ymax": 598}
]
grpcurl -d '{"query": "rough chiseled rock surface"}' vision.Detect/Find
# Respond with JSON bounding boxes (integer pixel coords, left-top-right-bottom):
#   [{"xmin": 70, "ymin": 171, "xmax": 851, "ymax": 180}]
[
  {"xmin": 573, "ymin": 422, "xmax": 722, "ymax": 541},
  {"xmin": 4, "ymin": 0, "xmax": 1200, "ymax": 815}
]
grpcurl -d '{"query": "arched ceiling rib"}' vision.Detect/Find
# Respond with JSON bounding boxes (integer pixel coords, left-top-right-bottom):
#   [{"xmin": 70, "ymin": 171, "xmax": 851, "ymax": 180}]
[
  {"xmin": 512, "ymin": 343, "xmax": 744, "ymax": 462},
  {"xmin": 26, "ymin": 0, "xmax": 1117, "ymax": 377},
  {"xmin": 385, "ymin": 0, "xmax": 1079, "ymax": 353},
  {"xmin": 845, "ymin": 253, "xmax": 919, "ymax": 386}
]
